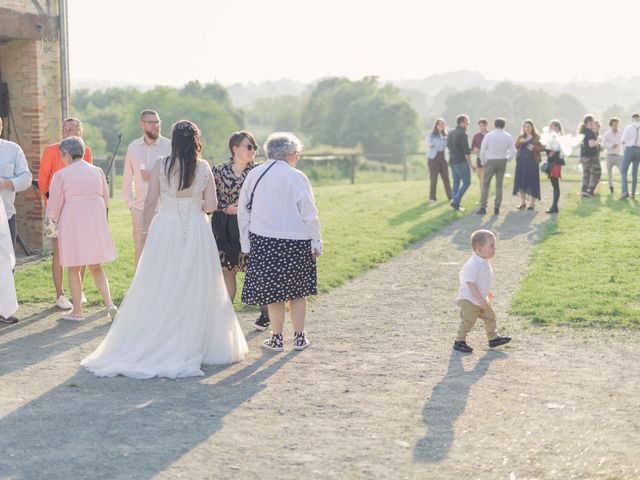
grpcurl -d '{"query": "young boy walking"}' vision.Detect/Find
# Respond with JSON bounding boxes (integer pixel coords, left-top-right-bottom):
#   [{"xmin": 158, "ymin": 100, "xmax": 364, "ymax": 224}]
[{"xmin": 453, "ymin": 229, "xmax": 511, "ymax": 353}]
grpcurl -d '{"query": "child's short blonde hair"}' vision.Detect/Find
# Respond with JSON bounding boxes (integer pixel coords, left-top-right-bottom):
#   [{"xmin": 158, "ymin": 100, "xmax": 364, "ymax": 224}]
[{"xmin": 470, "ymin": 229, "xmax": 496, "ymax": 250}]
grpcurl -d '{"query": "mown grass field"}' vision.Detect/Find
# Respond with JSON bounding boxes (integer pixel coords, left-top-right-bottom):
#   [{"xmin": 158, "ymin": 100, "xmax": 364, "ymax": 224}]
[
  {"xmin": 15, "ymin": 176, "xmax": 482, "ymax": 311},
  {"xmin": 511, "ymin": 182, "xmax": 640, "ymax": 328}
]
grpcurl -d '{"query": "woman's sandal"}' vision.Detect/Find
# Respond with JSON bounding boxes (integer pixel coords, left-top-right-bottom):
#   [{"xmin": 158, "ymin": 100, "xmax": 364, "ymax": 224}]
[
  {"xmin": 60, "ymin": 314, "xmax": 85, "ymax": 322},
  {"xmin": 517, "ymin": 203, "xmax": 526, "ymax": 210}
]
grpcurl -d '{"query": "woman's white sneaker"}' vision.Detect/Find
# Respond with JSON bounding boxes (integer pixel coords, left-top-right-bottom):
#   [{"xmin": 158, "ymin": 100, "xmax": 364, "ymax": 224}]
[{"xmin": 56, "ymin": 295, "xmax": 73, "ymax": 310}]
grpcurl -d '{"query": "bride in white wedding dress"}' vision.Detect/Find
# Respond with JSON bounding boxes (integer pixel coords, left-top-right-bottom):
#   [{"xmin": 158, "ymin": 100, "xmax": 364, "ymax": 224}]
[{"xmin": 82, "ymin": 120, "xmax": 248, "ymax": 378}]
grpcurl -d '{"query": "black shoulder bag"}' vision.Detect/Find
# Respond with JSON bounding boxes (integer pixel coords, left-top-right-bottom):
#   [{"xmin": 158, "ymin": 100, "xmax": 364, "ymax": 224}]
[
  {"xmin": 211, "ymin": 161, "xmax": 276, "ymax": 269},
  {"xmin": 246, "ymin": 160, "xmax": 277, "ymax": 211}
]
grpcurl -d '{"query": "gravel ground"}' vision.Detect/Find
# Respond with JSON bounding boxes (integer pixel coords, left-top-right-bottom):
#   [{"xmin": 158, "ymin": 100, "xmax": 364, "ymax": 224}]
[{"xmin": 1, "ymin": 184, "xmax": 639, "ymax": 480}]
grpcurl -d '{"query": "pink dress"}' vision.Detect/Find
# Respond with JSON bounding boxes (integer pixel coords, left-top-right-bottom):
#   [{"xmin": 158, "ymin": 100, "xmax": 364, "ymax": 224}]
[{"xmin": 47, "ymin": 161, "xmax": 117, "ymax": 267}]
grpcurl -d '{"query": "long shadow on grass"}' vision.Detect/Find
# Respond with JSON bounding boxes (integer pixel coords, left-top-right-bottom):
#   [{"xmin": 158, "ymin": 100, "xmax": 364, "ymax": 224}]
[
  {"xmin": 0, "ymin": 310, "xmax": 110, "ymax": 378},
  {"xmin": 572, "ymin": 195, "xmax": 603, "ymax": 217},
  {"xmin": 414, "ymin": 349, "xmax": 507, "ymax": 463},
  {"xmin": 0, "ymin": 351, "xmax": 296, "ymax": 478},
  {"xmin": 388, "ymin": 201, "xmax": 443, "ymax": 226}
]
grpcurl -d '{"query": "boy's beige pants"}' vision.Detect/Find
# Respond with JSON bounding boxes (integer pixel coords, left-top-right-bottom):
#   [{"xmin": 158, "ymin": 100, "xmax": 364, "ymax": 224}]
[{"xmin": 456, "ymin": 299, "xmax": 498, "ymax": 342}]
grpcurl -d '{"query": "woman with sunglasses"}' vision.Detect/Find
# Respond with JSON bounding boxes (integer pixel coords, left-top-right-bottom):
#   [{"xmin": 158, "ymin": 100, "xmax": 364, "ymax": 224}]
[{"xmin": 212, "ymin": 131, "xmax": 270, "ymax": 331}]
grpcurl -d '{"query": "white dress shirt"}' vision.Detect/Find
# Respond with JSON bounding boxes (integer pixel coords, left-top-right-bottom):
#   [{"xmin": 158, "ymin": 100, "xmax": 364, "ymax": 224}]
[
  {"xmin": 621, "ymin": 121, "xmax": 640, "ymax": 148},
  {"xmin": 122, "ymin": 136, "xmax": 171, "ymax": 210},
  {"xmin": 457, "ymin": 253, "xmax": 493, "ymax": 306},
  {"xmin": 238, "ymin": 159, "xmax": 322, "ymax": 254},
  {"xmin": 603, "ymin": 129, "xmax": 624, "ymax": 155},
  {"xmin": 479, "ymin": 128, "xmax": 516, "ymax": 166},
  {"xmin": 0, "ymin": 139, "xmax": 33, "ymax": 217}
]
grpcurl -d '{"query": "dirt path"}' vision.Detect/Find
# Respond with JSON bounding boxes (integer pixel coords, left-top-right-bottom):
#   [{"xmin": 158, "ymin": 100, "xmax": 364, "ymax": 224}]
[{"xmin": 1, "ymin": 185, "xmax": 639, "ymax": 480}]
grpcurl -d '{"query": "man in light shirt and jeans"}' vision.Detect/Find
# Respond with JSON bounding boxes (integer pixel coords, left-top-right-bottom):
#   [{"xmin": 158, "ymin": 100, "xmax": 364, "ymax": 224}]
[
  {"xmin": 123, "ymin": 110, "xmax": 171, "ymax": 267},
  {"xmin": 477, "ymin": 118, "xmax": 515, "ymax": 215},
  {"xmin": 0, "ymin": 117, "xmax": 33, "ymax": 324},
  {"xmin": 620, "ymin": 113, "xmax": 640, "ymax": 200},
  {"xmin": 602, "ymin": 117, "xmax": 623, "ymax": 195}
]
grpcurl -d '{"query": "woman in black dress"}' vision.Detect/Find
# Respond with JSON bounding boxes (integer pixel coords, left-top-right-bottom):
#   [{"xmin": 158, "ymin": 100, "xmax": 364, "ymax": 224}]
[
  {"xmin": 513, "ymin": 120, "xmax": 544, "ymax": 210},
  {"xmin": 212, "ymin": 131, "xmax": 270, "ymax": 331}
]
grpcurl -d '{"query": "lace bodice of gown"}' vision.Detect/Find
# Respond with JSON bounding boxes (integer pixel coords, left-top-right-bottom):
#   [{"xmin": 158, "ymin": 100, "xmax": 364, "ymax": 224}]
[{"xmin": 158, "ymin": 158, "xmax": 210, "ymax": 238}]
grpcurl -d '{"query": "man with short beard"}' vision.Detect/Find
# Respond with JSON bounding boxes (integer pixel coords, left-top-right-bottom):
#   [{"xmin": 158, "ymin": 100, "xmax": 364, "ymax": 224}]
[{"xmin": 123, "ymin": 110, "xmax": 171, "ymax": 267}]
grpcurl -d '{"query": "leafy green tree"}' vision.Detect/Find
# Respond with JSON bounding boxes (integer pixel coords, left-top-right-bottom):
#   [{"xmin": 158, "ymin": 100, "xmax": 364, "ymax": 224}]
[
  {"xmin": 302, "ymin": 77, "xmax": 420, "ymax": 154},
  {"xmin": 248, "ymin": 95, "xmax": 305, "ymax": 132},
  {"xmin": 601, "ymin": 104, "xmax": 629, "ymax": 126},
  {"xmin": 72, "ymin": 82, "xmax": 245, "ymax": 158}
]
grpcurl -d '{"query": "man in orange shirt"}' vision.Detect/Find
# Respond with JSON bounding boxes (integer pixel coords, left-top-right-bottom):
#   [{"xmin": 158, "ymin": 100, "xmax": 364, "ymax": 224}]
[{"xmin": 38, "ymin": 117, "xmax": 93, "ymax": 310}]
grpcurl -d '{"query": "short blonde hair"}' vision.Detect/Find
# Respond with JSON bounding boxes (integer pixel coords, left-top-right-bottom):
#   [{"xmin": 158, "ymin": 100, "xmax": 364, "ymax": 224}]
[{"xmin": 470, "ymin": 229, "xmax": 495, "ymax": 250}]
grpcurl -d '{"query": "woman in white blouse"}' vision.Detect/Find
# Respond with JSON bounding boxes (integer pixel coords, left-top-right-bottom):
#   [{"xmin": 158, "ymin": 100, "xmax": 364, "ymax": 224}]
[{"xmin": 238, "ymin": 132, "xmax": 322, "ymax": 352}]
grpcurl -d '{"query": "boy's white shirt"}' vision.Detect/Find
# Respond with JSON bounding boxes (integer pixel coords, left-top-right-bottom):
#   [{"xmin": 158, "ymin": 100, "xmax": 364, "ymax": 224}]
[{"xmin": 457, "ymin": 253, "xmax": 493, "ymax": 306}]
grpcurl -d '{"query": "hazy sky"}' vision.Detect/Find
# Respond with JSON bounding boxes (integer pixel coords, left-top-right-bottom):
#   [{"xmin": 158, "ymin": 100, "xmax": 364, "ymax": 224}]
[{"xmin": 69, "ymin": 0, "xmax": 637, "ymax": 86}]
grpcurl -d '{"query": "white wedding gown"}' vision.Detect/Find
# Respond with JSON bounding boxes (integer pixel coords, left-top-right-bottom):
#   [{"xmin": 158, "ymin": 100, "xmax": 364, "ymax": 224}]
[
  {"xmin": 82, "ymin": 160, "xmax": 248, "ymax": 378},
  {"xmin": 0, "ymin": 199, "xmax": 18, "ymax": 319}
]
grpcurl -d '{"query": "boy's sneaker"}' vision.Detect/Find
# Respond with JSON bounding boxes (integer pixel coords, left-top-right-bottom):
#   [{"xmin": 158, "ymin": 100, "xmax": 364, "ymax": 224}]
[
  {"xmin": 293, "ymin": 331, "xmax": 310, "ymax": 351},
  {"xmin": 453, "ymin": 340, "xmax": 473, "ymax": 353},
  {"xmin": 253, "ymin": 313, "xmax": 270, "ymax": 331},
  {"xmin": 488, "ymin": 336, "xmax": 512, "ymax": 348},
  {"xmin": 262, "ymin": 333, "xmax": 284, "ymax": 352}
]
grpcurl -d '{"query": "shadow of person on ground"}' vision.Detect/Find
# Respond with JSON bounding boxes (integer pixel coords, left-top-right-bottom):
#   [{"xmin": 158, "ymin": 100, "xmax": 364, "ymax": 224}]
[
  {"xmin": 0, "ymin": 305, "xmax": 60, "ymax": 336},
  {"xmin": 448, "ymin": 214, "xmax": 500, "ymax": 252},
  {"xmin": 0, "ymin": 310, "xmax": 111, "ymax": 378},
  {"xmin": 0, "ymin": 350, "xmax": 297, "ymax": 479},
  {"xmin": 413, "ymin": 349, "xmax": 507, "ymax": 464}
]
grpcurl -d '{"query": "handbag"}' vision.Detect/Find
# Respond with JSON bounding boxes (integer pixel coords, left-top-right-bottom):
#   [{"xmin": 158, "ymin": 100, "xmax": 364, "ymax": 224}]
[
  {"xmin": 211, "ymin": 210, "xmax": 241, "ymax": 257},
  {"xmin": 44, "ymin": 216, "xmax": 58, "ymax": 238},
  {"xmin": 540, "ymin": 161, "xmax": 550, "ymax": 174}
]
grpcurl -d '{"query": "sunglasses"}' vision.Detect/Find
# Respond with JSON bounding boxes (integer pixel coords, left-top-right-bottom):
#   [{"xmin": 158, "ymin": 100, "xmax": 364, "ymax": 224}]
[{"xmin": 244, "ymin": 144, "xmax": 258, "ymax": 151}]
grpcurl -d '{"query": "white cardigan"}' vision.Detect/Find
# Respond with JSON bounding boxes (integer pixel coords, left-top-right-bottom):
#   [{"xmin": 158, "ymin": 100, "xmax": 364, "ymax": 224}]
[{"xmin": 238, "ymin": 159, "xmax": 322, "ymax": 254}]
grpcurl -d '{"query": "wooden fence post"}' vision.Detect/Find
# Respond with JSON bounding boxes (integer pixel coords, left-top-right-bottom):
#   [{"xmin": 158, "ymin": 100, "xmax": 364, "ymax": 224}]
[
  {"xmin": 350, "ymin": 154, "xmax": 357, "ymax": 184},
  {"xmin": 402, "ymin": 153, "xmax": 408, "ymax": 181}
]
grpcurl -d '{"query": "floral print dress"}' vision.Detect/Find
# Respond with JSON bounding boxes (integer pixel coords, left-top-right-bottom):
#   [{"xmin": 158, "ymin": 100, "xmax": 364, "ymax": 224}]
[{"xmin": 212, "ymin": 160, "xmax": 255, "ymax": 272}]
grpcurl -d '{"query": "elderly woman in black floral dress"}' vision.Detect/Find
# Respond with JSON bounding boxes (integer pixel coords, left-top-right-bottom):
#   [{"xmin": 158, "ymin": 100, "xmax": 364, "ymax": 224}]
[
  {"xmin": 212, "ymin": 131, "xmax": 270, "ymax": 331},
  {"xmin": 238, "ymin": 132, "xmax": 322, "ymax": 352}
]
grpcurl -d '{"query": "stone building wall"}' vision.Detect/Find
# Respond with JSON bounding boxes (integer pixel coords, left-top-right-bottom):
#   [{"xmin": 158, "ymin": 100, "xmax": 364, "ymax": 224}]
[{"xmin": 0, "ymin": 0, "xmax": 64, "ymax": 252}]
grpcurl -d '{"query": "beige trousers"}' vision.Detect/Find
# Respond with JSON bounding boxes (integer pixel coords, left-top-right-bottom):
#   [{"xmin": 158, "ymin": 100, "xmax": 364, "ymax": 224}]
[
  {"xmin": 456, "ymin": 299, "xmax": 498, "ymax": 342},
  {"xmin": 130, "ymin": 207, "xmax": 144, "ymax": 267}
]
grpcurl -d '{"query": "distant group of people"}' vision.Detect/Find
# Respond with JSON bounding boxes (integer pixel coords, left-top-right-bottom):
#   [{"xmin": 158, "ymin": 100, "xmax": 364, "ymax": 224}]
[
  {"xmin": 0, "ymin": 109, "xmax": 323, "ymax": 378},
  {"xmin": 425, "ymin": 113, "xmax": 640, "ymax": 215}
]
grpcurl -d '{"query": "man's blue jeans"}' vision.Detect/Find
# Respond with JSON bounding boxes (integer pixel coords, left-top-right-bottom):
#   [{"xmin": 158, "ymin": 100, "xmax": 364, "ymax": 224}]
[
  {"xmin": 621, "ymin": 146, "xmax": 640, "ymax": 196},
  {"xmin": 450, "ymin": 162, "xmax": 471, "ymax": 206}
]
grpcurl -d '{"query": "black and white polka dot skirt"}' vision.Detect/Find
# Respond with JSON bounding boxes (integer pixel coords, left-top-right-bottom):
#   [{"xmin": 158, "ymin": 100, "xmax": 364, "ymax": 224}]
[{"xmin": 241, "ymin": 233, "xmax": 317, "ymax": 305}]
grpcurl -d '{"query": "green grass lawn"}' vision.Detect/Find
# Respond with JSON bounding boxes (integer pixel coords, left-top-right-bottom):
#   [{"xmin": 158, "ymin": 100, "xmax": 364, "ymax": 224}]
[
  {"xmin": 15, "ymin": 177, "xmax": 482, "ymax": 310},
  {"xmin": 511, "ymin": 185, "xmax": 640, "ymax": 328}
]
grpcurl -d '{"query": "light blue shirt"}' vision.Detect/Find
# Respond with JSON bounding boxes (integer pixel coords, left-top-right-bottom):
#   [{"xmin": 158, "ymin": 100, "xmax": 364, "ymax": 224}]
[
  {"xmin": 479, "ymin": 128, "xmax": 516, "ymax": 166},
  {"xmin": 426, "ymin": 133, "xmax": 447, "ymax": 160},
  {"xmin": 0, "ymin": 139, "xmax": 32, "ymax": 217}
]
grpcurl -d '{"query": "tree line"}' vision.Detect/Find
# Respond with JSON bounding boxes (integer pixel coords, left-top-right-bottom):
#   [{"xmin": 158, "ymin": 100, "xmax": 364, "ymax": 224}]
[{"xmin": 73, "ymin": 77, "xmax": 604, "ymax": 159}]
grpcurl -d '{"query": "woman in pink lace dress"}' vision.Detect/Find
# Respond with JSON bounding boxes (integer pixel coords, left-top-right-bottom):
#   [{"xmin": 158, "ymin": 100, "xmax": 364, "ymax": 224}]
[{"xmin": 46, "ymin": 136, "xmax": 117, "ymax": 321}]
